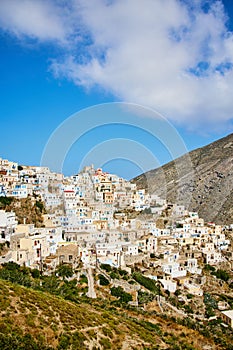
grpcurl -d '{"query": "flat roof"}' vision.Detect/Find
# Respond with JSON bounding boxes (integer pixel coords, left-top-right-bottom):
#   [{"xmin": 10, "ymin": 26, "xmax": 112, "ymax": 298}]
[{"xmin": 222, "ymin": 310, "xmax": 233, "ymax": 319}]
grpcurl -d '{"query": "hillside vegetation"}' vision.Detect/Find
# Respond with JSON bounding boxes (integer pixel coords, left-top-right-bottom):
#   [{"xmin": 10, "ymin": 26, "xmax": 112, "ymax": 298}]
[
  {"xmin": 0, "ymin": 263, "xmax": 232, "ymax": 350},
  {"xmin": 0, "ymin": 196, "xmax": 45, "ymax": 227}
]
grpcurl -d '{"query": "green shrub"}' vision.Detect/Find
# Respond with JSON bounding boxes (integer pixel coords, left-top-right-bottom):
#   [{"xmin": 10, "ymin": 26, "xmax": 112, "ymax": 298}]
[
  {"xmin": 110, "ymin": 286, "xmax": 132, "ymax": 303},
  {"xmin": 99, "ymin": 274, "xmax": 109, "ymax": 286},
  {"xmin": 204, "ymin": 293, "xmax": 217, "ymax": 309},
  {"xmin": 99, "ymin": 337, "xmax": 111, "ymax": 349},
  {"xmin": 100, "ymin": 264, "xmax": 112, "ymax": 272},
  {"xmin": 35, "ymin": 201, "xmax": 45, "ymax": 213},
  {"xmin": 31, "ymin": 269, "xmax": 40, "ymax": 279},
  {"xmin": 132, "ymin": 272, "xmax": 159, "ymax": 293},
  {"xmin": 204, "ymin": 264, "xmax": 215, "ymax": 272},
  {"xmin": 0, "ymin": 197, "xmax": 14, "ymax": 208},
  {"xmin": 174, "ymin": 289, "xmax": 181, "ymax": 296},
  {"xmin": 0, "ymin": 263, "xmax": 32, "ymax": 287},
  {"xmin": 184, "ymin": 305, "xmax": 193, "ymax": 314},
  {"xmin": 213, "ymin": 269, "xmax": 230, "ymax": 282},
  {"xmin": 56, "ymin": 264, "xmax": 73, "ymax": 280},
  {"xmin": 79, "ymin": 274, "xmax": 88, "ymax": 284},
  {"xmin": 109, "ymin": 271, "xmax": 119, "ymax": 280},
  {"xmin": 118, "ymin": 269, "xmax": 128, "ymax": 277},
  {"xmin": 137, "ymin": 290, "xmax": 155, "ymax": 304},
  {"xmin": 187, "ymin": 294, "xmax": 193, "ymax": 299}
]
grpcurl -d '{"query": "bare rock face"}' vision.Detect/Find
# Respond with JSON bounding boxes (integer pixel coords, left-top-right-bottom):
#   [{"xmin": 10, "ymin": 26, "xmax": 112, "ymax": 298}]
[{"xmin": 132, "ymin": 133, "xmax": 233, "ymax": 224}]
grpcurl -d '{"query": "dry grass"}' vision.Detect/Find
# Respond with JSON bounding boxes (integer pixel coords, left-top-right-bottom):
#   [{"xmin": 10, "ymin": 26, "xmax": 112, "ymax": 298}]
[{"xmin": 0, "ymin": 279, "xmax": 228, "ymax": 349}]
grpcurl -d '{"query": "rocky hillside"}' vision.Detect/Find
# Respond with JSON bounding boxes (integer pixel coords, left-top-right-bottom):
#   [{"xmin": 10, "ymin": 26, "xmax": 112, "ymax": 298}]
[
  {"xmin": 132, "ymin": 133, "xmax": 233, "ymax": 224},
  {"xmin": 0, "ymin": 196, "xmax": 45, "ymax": 227},
  {"xmin": 0, "ymin": 277, "xmax": 226, "ymax": 350}
]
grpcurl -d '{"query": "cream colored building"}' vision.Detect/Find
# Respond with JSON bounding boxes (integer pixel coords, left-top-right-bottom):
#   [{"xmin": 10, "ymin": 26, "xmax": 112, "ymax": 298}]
[{"xmin": 221, "ymin": 310, "xmax": 233, "ymax": 328}]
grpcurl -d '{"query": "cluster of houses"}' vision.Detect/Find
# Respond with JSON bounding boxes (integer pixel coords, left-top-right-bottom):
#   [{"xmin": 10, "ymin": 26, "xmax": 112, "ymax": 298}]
[{"xmin": 0, "ymin": 156, "xmax": 233, "ymax": 325}]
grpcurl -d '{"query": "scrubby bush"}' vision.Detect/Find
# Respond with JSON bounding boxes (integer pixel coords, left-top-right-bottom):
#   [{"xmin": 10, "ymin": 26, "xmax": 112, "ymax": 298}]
[
  {"xmin": 99, "ymin": 274, "xmax": 109, "ymax": 286},
  {"xmin": 109, "ymin": 271, "xmax": 119, "ymax": 280},
  {"xmin": 100, "ymin": 264, "xmax": 112, "ymax": 272},
  {"xmin": 204, "ymin": 264, "xmax": 215, "ymax": 272},
  {"xmin": 0, "ymin": 196, "xmax": 13, "ymax": 208},
  {"xmin": 213, "ymin": 269, "xmax": 230, "ymax": 282},
  {"xmin": 132, "ymin": 272, "xmax": 159, "ymax": 293},
  {"xmin": 31, "ymin": 268, "xmax": 40, "ymax": 279},
  {"xmin": 0, "ymin": 262, "xmax": 32, "ymax": 287},
  {"xmin": 118, "ymin": 269, "xmax": 128, "ymax": 277},
  {"xmin": 56, "ymin": 264, "xmax": 73, "ymax": 280},
  {"xmin": 137, "ymin": 290, "xmax": 155, "ymax": 304},
  {"xmin": 110, "ymin": 286, "xmax": 132, "ymax": 303}
]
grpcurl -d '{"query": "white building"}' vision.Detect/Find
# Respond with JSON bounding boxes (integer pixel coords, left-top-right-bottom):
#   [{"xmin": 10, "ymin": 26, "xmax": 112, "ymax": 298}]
[{"xmin": 0, "ymin": 210, "xmax": 17, "ymax": 241}]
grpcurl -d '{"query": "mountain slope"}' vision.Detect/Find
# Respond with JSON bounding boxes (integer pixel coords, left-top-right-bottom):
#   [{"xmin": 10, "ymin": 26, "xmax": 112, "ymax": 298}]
[
  {"xmin": 0, "ymin": 279, "xmax": 222, "ymax": 350},
  {"xmin": 132, "ymin": 133, "xmax": 233, "ymax": 224}
]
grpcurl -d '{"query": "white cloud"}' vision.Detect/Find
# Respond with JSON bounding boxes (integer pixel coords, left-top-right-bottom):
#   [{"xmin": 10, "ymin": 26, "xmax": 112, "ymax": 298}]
[
  {"xmin": 0, "ymin": 0, "xmax": 69, "ymax": 43},
  {"xmin": 1, "ymin": 0, "xmax": 233, "ymax": 130}
]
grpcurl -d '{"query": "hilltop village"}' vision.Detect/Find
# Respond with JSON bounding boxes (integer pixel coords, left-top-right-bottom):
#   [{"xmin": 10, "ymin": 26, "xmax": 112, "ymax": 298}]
[{"xmin": 0, "ymin": 156, "xmax": 233, "ymax": 329}]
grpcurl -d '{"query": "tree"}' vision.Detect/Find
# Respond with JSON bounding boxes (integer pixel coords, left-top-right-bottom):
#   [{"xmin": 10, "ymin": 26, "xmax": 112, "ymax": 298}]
[
  {"xmin": 2, "ymin": 261, "xmax": 20, "ymax": 270},
  {"xmin": 35, "ymin": 200, "xmax": 45, "ymax": 213},
  {"xmin": 204, "ymin": 264, "xmax": 215, "ymax": 272},
  {"xmin": 100, "ymin": 263, "xmax": 112, "ymax": 272},
  {"xmin": 174, "ymin": 289, "xmax": 181, "ymax": 296},
  {"xmin": 0, "ymin": 263, "xmax": 31, "ymax": 287},
  {"xmin": 137, "ymin": 290, "xmax": 155, "ymax": 304},
  {"xmin": 31, "ymin": 268, "xmax": 40, "ymax": 279},
  {"xmin": 110, "ymin": 286, "xmax": 132, "ymax": 303},
  {"xmin": 56, "ymin": 264, "xmax": 73, "ymax": 280},
  {"xmin": 110, "ymin": 271, "xmax": 119, "ymax": 280},
  {"xmin": 214, "ymin": 269, "xmax": 230, "ymax": 282},
  {"xmin": 0, "ymin": 196, "xmax": 14, "ymax": 208},
  {"xmin": 142, "ymin": 207, "xmax": 152, "ymax": 214},
  {"xmin": 98, "ymin": 274, "xmax": 109, "ymax": 286},
  {"xmin": 132, "ymin": 272, "xmax": 159, "ymax": 294}
]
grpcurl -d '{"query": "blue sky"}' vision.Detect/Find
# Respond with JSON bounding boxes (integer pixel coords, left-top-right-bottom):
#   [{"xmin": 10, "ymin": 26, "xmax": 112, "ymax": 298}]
[{"xmin": 1, "ymin": 0, "xmax": 233, "ymax": 179}]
